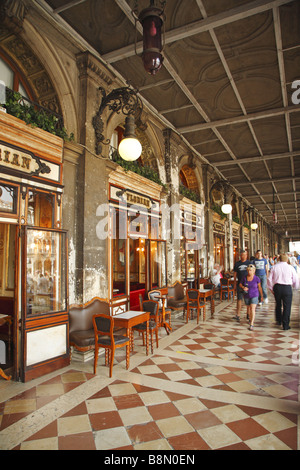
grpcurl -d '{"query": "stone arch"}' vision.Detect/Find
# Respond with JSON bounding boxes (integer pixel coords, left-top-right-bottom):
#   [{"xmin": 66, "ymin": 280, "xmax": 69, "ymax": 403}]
[
  {"xmin": 179, "ymin": 155, "xmax": 202, "ymax": 195},
  {"xmin": 0, "ymin": 9, "xmax": 78, "ymax": 136}
]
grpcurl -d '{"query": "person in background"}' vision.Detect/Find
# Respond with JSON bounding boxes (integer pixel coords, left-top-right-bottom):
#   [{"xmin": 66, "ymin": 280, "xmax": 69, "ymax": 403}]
[
  {"xmin": 210, "ymin": 263, "xmax": 222, "ymax": 289},
  {"xmin": 289, "ymin": 252, "xmax": 298, "ymax": 272},
  {"xmin": 267, "ymin": 253, "xmax": 299, "ymax": 330},
  {"xmin": 233, "ymin": 250, "xmax": 250, "ymax": 322},
  {"xmin": 253, "ymin": 250, "xmax": 269, "ymax": 305},
  {"xmin": 240, "ymin": 264, "xmax": 263, "ymax": 331}
]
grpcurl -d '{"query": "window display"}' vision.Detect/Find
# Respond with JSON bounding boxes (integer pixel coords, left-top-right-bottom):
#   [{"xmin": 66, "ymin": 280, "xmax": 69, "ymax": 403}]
[{"xmin": 25, "ymin": 228, "xmax": 67, "ymax": 316}]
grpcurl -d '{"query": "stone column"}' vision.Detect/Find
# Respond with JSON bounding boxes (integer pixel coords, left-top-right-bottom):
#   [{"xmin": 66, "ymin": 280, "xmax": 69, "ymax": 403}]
[
  {"xmin": 163, "ymin": 128, "xmax": 181, "ymax": 285},
  {"xmin": 202, "ymin": 165, "xmax": 214, "ymax": 277},
  {"xmin": 74, "ymin": 52, "xmax": 115, "ymax": 303}
]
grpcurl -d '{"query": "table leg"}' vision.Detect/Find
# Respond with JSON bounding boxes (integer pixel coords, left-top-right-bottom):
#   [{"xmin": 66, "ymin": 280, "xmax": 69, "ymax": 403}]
[
  {"xmin": 146, "ymin": 320, "xmax": 149, "ymax": 356},
  {"xmin": 161, "ymin": 305, "xmax": 172, "ymax": 334}
]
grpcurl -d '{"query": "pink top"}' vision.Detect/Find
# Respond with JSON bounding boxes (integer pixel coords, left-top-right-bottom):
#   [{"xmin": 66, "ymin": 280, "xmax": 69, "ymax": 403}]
[{"xmin": 267, "ymin": 262, "xmax": 299, "ymax": 290}]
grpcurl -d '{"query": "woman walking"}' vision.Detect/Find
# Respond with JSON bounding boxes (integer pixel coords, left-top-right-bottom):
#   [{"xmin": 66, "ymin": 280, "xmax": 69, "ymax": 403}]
[{"xmin": 239, "ymin": 265, "xmax": 263, "ymax": 331}]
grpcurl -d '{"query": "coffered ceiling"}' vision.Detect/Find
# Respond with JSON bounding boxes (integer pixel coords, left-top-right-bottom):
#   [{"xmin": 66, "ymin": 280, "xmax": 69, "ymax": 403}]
[{"xmin": 33, "ymin": 0, "xmax": 300, "ymax": 239}]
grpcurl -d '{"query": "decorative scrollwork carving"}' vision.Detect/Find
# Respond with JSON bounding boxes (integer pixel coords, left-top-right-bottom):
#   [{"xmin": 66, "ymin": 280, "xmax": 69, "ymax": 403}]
[{"xmin": 93, "ymin": 86, "xmax": 144, "ymax": 155}]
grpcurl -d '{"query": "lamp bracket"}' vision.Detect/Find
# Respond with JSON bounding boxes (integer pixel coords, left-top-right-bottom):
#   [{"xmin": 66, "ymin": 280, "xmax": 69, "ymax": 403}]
[
  {"xmin": 209, "ymin": 179, "xmax": 233, "ymax": 202},
  {"xmin": 92, "ymin": 86, "xmax": 144, "ymax": 155}
]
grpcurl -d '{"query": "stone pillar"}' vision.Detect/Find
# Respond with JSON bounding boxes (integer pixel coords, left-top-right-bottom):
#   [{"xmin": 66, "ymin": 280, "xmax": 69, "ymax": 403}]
[
  {"xmin": 163, "ymin": 128, "xmax": 181, "ymax": 285},
  {"xmin": 74, "ymin": 52, "xmax": 115, "ymax": 303},
  {"xmin": 202, "ymin": 165, "xmax": 214, "ymax": 276},
  {"xmin": 239, "ymin": 198, "xmax": 244, "ymax": 251}
]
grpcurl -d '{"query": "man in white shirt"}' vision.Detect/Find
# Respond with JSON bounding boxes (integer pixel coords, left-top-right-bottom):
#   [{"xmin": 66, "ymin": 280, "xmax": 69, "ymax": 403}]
[{"xmin": 267, "ymin": 253, "xmax": 299, "ymax": 330}]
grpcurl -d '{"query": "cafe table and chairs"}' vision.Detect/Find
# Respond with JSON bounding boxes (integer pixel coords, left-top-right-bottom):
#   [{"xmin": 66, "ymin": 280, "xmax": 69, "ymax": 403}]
[
  {"xmin": 198, "ymin": 286, "xmax": 215, "ymax": 316},
  {"xmin": 113, "ymin": 309, "xmax": 151, "ymax": 355}
]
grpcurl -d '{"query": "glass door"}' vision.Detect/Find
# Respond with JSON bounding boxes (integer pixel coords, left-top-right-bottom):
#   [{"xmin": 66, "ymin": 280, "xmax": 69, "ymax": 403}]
[
  {"xmin": 148, "ymin": 240, "xmax": 167, "ymax": 291},
  {"xmin": 0, "ymin": 223, "xmax": 17, "ymax": 380},
  {"xmin": 21, "ymin": 227, "xmax": 68, "ymax": 382}
]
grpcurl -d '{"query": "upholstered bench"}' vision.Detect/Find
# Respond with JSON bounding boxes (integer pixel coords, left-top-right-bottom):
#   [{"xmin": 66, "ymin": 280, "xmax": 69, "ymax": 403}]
[
  {"xmin": 69, "ymin": 297, "xmax": 110, "ymax": 361},
  {"xmin": 167, "ymin": 281, "xmax": 187, "ymax": 313}
]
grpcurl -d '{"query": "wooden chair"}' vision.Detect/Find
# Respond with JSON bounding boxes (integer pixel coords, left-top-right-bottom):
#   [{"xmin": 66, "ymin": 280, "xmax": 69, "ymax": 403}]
[
  {"xmin": 132, "ymin": 300, "xmax": 159, "ymax": 354},
  {"xmin": 92, "ymin": 314, "xmax": 130, "ymax": 377},
  {"xmin": 220, "ymin": 278, "xmax": 234, "ymax": 300},
  {"xmin": 148, "ymin": 289, "xmax": 172, "ymax": 331},
  {"xmin": 186, "ymin": 289, "xmax": 206, "ymax": 323}
]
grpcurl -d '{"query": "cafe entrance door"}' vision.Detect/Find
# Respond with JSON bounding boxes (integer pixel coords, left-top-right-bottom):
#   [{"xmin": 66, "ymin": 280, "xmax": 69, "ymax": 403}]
[{"xmin": 0, "ymin": 222, "xmax": 17, "ymax": 380}]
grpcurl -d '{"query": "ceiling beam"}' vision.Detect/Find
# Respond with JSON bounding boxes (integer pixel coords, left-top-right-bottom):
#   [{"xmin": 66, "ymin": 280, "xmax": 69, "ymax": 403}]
[
  {"xmin": 214, "ymin": 151, "xmax": 300, "ymax": 167},
  {"xmin": 53, "ymin": 0, "xmax": 87, "ymax": 14},
  {"xmin": 234, "ymin": 175, "xmax": 300, "ymax": 186},
  {"xmin": 177, "ymin": 104, "xmax": 300, "ymax": 134},
  {"xmin": 105, "ymin": 0, "xmax": 295, "ymax": 63}
]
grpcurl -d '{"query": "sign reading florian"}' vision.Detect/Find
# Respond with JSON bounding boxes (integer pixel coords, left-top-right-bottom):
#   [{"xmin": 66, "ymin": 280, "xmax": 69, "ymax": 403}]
[
  {"xmin": 0, "ymin": 142, "xmax": 61, "ymax": 183},
  {"xmin": 0, "ymin": 142, "xmax": 51, "ymax": 177},
  {"xmin": 97, "ymin": 185, "xmax": 205, "ymax": 243}
]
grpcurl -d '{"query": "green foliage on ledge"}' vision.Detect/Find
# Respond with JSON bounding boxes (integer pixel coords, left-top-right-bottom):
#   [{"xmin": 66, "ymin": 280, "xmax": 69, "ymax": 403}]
[
  {"xmin": 179, "ymin": 185, "xmax": 201, "ymax": 204},
  {"xmin": 3, "ymin": 90, "xmax": 74, "ymax": 141},
  {"xmin": 212, "ymin": 204, "xmax": 227, "ymax": 219},
  {"xmin": 111, "ymin": 151, "xmax": 167, "ymax": 189}
]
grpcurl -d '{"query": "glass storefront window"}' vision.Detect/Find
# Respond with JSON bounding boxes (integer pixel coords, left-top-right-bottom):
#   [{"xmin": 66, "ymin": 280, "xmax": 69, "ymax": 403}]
[
  {"xmin": 28, "ymin": 190, "xmax": 55, "ymax": 228},
  {"xmin": 0, "ymin": 183, "xmax": 18, "ymax": 214},
  {"xmin": 149, "ymin": 240, "xmax": 167, "ymax": 289},
  {"xmin": 25, "ymin": 228, "xmax": 67, "ymax": 316},
  {"xmin": 129, "ymin": 238, "xmax": 146, "ymax": 290},
  {"xmin": 112, "ymin": 210, "xmax": 127, "ymax": 297}
]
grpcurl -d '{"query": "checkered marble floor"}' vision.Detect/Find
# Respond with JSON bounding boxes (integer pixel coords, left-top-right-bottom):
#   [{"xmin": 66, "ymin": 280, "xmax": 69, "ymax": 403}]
[{"xmin": 0, "ymin": 291, "xmax": 299, "ymax": 450}]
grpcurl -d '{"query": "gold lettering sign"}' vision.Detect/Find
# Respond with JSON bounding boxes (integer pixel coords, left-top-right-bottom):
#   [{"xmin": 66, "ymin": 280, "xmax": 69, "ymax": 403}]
[
  {"xmin": 0, "ymin": 143, "xmax": 50, "ymax": 177},
  {"xmin": 126, "ymin": 191, "xmax": 151, "ymax": 209},
  {"xmin": 0, "ymin": 144, "xmax": 38, "ymax": 173}
]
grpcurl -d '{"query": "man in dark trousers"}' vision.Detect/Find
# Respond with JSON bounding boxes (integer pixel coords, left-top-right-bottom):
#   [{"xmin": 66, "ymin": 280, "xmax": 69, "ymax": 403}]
[
  {"xmin": 233, "ymin": 250, "xmax": 250, "ymax": 321},
  {"xmin": 267, "ymin": 253, "xmax": 299, "ymax": 330}
]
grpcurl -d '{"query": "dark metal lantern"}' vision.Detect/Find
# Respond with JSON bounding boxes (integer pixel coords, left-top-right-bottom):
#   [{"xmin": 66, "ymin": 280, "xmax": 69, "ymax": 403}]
[{"xmin": 138, "ymin": 2, "xmax": 165, "ymax": 75}]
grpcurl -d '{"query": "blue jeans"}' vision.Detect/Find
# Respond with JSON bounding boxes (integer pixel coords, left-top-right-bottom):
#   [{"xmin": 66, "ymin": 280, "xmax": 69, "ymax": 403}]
[{"xmin": 257, "ymin": 275, "xmax": 267, "ymax": 302}]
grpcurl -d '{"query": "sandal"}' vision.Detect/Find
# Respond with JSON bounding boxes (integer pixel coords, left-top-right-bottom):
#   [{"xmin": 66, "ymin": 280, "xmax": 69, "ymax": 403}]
[{"xmin": 249, "ymin": 325, "xmax": 254, "ymax": 331}]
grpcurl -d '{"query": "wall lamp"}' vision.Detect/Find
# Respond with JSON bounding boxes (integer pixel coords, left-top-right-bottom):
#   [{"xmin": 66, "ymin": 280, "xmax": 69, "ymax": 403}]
[
  {"xmin": 133, "ymin": 0, "xmax": 166, "ymax": 75},
  {"xmin": 209, "ymin": 180, "xmax": 233, "ymax": 215},
  {"xmin": 93, "ymin": 86, "xmax": 145, "ymax": 161},
  {"xmin": 243, "ymin": 206, "xmax": 258, "ymax": 230}
]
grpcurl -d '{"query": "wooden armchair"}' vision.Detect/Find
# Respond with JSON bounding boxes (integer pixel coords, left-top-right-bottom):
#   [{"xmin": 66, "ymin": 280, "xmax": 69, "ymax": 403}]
[
  {"xmin": 132, "ymin": 300, "xmax": 159, "ymax": 354},
  {"xmin": 186, "ymin": 289, "xmax": 206, "ymax": 323},
  {"xmin": 220, "ymin": 278, "xmax": 234, "ymax": 300},
  {"xmin": 92, "ymin": 314, "xmax": 130, "ymax": 377}
]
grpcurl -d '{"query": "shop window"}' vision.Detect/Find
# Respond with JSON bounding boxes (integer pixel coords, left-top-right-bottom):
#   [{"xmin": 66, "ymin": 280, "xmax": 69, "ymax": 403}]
[
  {"xmin": 27, "ymin": 190, "xmax": 55, "ymax": 228},
  {"xmin": 0, "ymin": 223, "xmax": 16, "ymax": 295},
  {"xmin": 25, "ymin": 228, "xmax": 67, "ymax": 316},
  {"xmin": 130, "ymin": 238, "xmax": 146, "ymax": 291},
  {"xmin": 0, "ymin": 183, "xmax": 18, "ymax": 215},
  {"xmin": 112, "ymin": 210, "xmax": 127, "ymax": 297},
  {"xmin": 0, "ymin": 55, "xmax": 30, "ymax": 99},
  {"xmin": 149, "ymin": 240, "xmax": 167, "ymax": 289}
]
